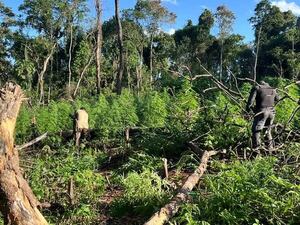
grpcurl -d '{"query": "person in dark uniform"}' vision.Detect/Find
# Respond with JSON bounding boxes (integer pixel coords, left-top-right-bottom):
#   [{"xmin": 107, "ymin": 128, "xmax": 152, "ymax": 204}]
[{"xmin": 246, "ymin": 81, "xmax": 280, "ymax": 149}]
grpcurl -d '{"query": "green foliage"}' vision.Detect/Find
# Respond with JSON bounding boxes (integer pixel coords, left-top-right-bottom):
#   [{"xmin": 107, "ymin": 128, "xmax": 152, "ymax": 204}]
[
  {"xmin": 117, "ymin": 152, "xmax": 164, "ymax": 174},
  {"xmin": 2, "ymin": 0, "xmax": 300, "ymax": 224},
  {"xmin": 73, "ymin": 38, "xmax": 93, "ymax": 78},
  {"xmin": 93, "ymin": 90, "xmax": 139, "ymax": 139},
  {"xmin": 208, "ymin": 93, "xmax": 248, "ymax": 148},
  {"xmin": 93, "ymin": 94, "xmax": 112, "ymax": 138},
  {"xmin": 34, "ymin": 101, "xmax": 73, "ymax": 133},
  {"xmin": 174, "ymin": 157, "xmax": 300, "ymax": 225},
  {"xmin": 15, "ymin": 105, "xmax": 32, "ymax": 143},
  {"xmin": 15, "ymin": 59, "xmax": 36, "ymax": 89},
  {"xmin": 26, "ymin": 147, "xmax": 106, "ymax": 223},
  {"xmin": 111, "ymin": 169, "xmax": 170, "ymax": 218},
  {"xmin": 264, "ymin": 77, "xmax": 300, "ymax": 128},
  {"xmin": 110, "ymin": 90, "xmax": 139, "ymax": 131},
  {"xmin": 168, "ymin": 81, "xmax": 199, "ymax": 132},
  {"xmin": 138, "ymin": 90, "xmax": 168, "ymax": 128}
]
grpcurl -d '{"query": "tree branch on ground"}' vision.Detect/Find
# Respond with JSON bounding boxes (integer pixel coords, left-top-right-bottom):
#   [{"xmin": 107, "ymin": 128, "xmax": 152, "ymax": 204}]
[{"xmin": 144, "ymin": 150, "xmax": 218, "ymax": 225}]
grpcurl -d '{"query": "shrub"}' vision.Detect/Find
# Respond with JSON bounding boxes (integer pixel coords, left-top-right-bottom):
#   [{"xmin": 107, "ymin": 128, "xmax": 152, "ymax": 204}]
[
  {"xmin": 203, "ymin": 93, "xmax": 248, "ymax": 149},
  {"xmin": 173, "ymin": 157, "xmax": 300, "ymax": 225},
  {"xmin": 109, "ymin": 89, "xmax": 139, "ymax": 133},
  {"xmin": 168, "ymin": 81, "xmax": 199, "ymax": 133},
  {"xmin": 111, "ymin": 169, "xmax": 170, "ymax": 218},
  {"xmin": 26, "ymin": 146, "xmax": 106, "ymax": 223},
  {"xmin": 92, "ymin": 90, "xmax": 139, "ymax": 140},
  {"xmin": 15, "ymin": 105, "xmax": 32, "ymax": 143},
  {"xmin": 116, "ymin": 152, "xmax": 164, "ymax": 174},
  {"xmin": 138, "ymin": 90, "xmax": 169, "ymax": 128}
]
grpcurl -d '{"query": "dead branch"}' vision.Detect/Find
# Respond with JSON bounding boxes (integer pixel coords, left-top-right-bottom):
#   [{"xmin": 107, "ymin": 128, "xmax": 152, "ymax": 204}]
[
  {"xmin": 144, "ymin": 150, "xmax": 218, "ymax": 225},
  {"xmin": 188, "ymin": 74, "xmax": 212, "ymax": 81},
  {"xmin": 15, "ymin": 132, "xmax": 48, "ymax": 150},
  {"xmin": 73, "ymin": 50, "xmax": 95, "ymax": 98},
  {"xmin": 203, "ymin": 87, "xmax": 218, "ymax": 93},
  {"xmin": 237, "ymin": 77, "xmax": 258, "ymax": 85},
  {"xmin": 226, "ymin": 67, "xmax": 244, "ymax": 99}
]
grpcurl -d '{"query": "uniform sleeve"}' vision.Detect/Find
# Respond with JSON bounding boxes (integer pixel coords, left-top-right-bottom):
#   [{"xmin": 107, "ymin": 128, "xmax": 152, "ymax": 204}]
[{"xmin": 246, "ymin": 86, "xmax": 257, "ymax": 111}]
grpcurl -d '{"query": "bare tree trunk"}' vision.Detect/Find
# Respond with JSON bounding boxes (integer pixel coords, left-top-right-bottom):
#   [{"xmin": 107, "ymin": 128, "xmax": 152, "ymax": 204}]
[
  {"xmin": 150, "ymin": 34, "xmax": 154, "ymax": 84},
  {"xmin": 115, "ymin": 0, "xmax": 124, "ymax": 95},
  {"xmin": 95, "ymin": 0, "xmax": 103, "ymax": 94},
  {"xmin": 125, "ymin": 51, "xmax": 131, "ymax": 90},
  {"xmin": 111, "ymin": 60, "xmax": 117, "ymax": 90},
  {"xmin": 38, "ymin": 43, "xmax": 56, "ymax": 105},
  {"xmin": 127, "ymin": 65, "xmax": 131, "ymax": 91},
  {"xmin": 220, "ymin": 39, "xmax": 223, "ymax": 81},
  {"xmin": 253, "ymin": 26, "xmax": 262, "ymax": 82},
  {"xmin": 68, "ymin": 24, "xmax": 73, "ymax": 98},
  {"xmin": 0, "ymin": 83, "xmax": 48, "ymax": 225},
  {"xmin": 137, "ymin": 47, "xmax": 143, "ymax": 94},
  {"xmin": 73, "ymin": 54, "xmax": 94, "ymax": 98},
  {"xmin": 144, "ymin": 150, "xmax": 218, "ymax": 225},
  {"xmin": 136, "ymin": 66, "xmax": 140, "ymax": 93}
]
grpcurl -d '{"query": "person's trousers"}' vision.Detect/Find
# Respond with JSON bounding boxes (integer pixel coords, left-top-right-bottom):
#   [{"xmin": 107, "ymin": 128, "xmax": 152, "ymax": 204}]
[
  {"xmin": 75, "ymin": 128, "xmax": 89, "ymax": 146},
  {"xmin": 252, "ymin": 107, "xmax": 275, "ymax": 149}
]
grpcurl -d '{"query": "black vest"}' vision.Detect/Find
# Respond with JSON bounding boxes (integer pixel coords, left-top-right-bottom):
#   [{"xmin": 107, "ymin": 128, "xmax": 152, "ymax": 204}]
[{"xmin": 255, "ymin": 85, "xmax": 277, "ymax": 109}]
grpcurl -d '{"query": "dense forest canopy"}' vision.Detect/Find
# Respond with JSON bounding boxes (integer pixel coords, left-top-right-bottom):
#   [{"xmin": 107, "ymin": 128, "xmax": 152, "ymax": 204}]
[
  {"xmin": 0, "ymin": 0, "xmax": 299, "ymax": 224},
  {"xmin": 0, "ymin": 0, "xmax": 299, "ymax": 97}
]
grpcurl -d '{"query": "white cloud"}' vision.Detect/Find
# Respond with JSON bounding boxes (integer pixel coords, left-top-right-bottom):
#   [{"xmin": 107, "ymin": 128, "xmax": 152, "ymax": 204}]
[
  {"xmin": 200, "ymin": 5, "xmax": 209, "ymax": 9},
  {"xmin": 166, "ymin": 28, "xmax": 176, "ymax": 35},
  {"xmin": 162, "ymin": 0, "xmax": 178, "ymax": 5},
  {"xmin": 271, "ymin": 0, "xmax": 300, "ymax": 15}
]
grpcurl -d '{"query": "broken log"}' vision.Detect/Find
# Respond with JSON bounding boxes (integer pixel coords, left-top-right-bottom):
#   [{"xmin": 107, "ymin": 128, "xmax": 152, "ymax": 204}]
[
  {"xmin": 15, "ymin": 132, "xmax": 48, "ymax": 151},
  {"xmin": 144, "ymin": 150, "xmax": 218, "ymax": 225},
  {"xmin": 0, "ymin": 83, "xmax": 48, "ymax": 225}
]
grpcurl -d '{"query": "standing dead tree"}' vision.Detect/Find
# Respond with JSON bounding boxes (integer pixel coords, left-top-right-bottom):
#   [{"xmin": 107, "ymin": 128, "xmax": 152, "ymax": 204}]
[
  {"xmin": 38, "ymin": 43, "xmax": 57, "ymax": 105},
  {"xmin": 144, "ymin": 150, "xmax": 218, "ymax": 225},
  {"xmin": 0, "ymin": 83, "xmax": 48, "ymax": 225},
  {"xmin": 95, "ymin": 0, "xmax": 103, "ymax": 94},
  {"xmin": 115, "ymin": 0, "xmax": 125, "ymax": 95}
]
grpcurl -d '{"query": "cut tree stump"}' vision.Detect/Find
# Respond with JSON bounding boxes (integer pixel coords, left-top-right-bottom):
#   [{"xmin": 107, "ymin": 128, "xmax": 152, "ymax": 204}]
[
  {"xmin": 144, "ymin": 150, "xmax": 218, "ymax": 225},
  {"xmin": 0, "ymin": 83, "xmax": 48, "ymax": 225}
]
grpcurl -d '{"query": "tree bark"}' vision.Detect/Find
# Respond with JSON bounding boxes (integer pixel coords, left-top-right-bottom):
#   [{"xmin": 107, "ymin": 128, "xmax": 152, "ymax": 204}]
[
  {"xmin": 95, "ymin": 0, "xmax": 103, "ymax": 94},
  {"xmin": 115, "ymin": 0, "xmax": 125, "ymax": 95},
  {"xmin": 144, "ymin": 150, "xmax": 218, "ymax": 225},
  {"xmin": 220, "ymin": 39, "xmax": 223, "ymax": 81},
  {"xmin": 150, "ymin": 34, "xmax": 154, "ymax": 84},
  {"xmin": 253, "ymin": 26, "xmax": 262, "ymax": 82},
  {"xmin": 0, "ymin": 82, "xmax": 48, "ymax": 225},
  {"xmin": 68, "ymin": 23, "xmax": 73, "ymax": 98}
]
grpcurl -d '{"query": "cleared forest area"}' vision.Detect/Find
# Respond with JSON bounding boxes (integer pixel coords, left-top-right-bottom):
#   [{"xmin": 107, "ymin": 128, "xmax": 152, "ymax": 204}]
[{"xmin": 0, "ymin": 0, "xmax": 300, "ymax": 224}]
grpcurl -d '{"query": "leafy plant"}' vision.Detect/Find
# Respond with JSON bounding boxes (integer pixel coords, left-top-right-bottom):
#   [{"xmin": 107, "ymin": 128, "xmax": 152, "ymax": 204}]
[
  {"xmin": 111, "ymin": 169, "xmax": 171, "ymax": 218},
  {"xmin": 173, "ymin": 157, "xmax": 300, "ymax": 225}
]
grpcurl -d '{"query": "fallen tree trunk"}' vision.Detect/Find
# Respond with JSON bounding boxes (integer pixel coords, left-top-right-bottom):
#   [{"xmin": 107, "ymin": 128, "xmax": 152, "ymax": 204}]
[
  {"xmin": 15, "ymin": 132, "xmax": 48, "ymax": 151},
  {"xmin": 0, "ymin": 83, "xmax": 48, "ymax": 225},
  {"xmin": 144, "ymin": 150, "xmax": 218, "ymax": 225}
]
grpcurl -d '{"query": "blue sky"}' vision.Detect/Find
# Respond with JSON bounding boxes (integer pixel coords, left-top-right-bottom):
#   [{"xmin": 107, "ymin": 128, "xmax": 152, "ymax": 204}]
[{"xmin": 3, "ymin": 0, "xmax": 300, "ymax": 43}]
